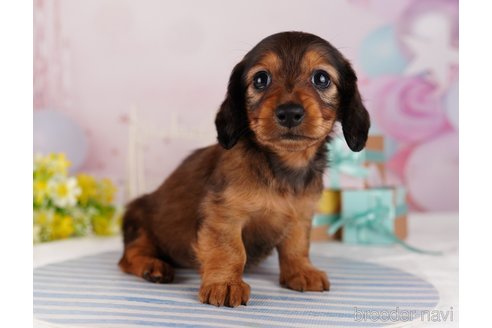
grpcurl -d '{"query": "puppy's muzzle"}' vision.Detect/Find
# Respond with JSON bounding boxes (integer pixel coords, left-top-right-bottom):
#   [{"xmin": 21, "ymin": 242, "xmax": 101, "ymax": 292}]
[{"xmin": 275, "ymin": 103, "xmax": 305, "ymax": 128}]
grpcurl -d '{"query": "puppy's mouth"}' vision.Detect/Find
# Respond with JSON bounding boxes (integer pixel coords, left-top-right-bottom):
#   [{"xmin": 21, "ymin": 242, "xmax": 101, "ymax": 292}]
[{"xmin": 280, "ymin": 133, "xmax": 317, "ymax": 141}]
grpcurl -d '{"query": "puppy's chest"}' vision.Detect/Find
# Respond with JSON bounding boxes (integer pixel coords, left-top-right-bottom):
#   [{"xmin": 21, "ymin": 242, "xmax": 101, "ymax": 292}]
[
  {"xmin": 242, "ymin": 211, "xmax": 290, "ymax": 265},
  {"xmin": 239, "ymin": 192, "xmax": 315, "ymax": 264}
]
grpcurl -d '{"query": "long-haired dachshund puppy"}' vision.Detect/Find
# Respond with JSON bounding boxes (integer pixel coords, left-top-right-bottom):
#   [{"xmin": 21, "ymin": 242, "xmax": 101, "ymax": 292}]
[{"xmin": 119, "ymin": 31, "xmax": 370, "ymax": 307}]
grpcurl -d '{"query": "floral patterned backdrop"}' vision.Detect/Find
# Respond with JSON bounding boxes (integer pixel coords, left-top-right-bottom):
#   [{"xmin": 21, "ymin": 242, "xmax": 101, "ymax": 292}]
[{"xmin": 33, "ymin": 0, "xmax": 458, "ymax": 211}]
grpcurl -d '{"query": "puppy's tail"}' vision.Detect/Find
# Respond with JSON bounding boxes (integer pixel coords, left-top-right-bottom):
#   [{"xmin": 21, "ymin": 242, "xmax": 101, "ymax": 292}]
[{"xmin": 121, "ymin": 195, "xmax": 150, "ymax": 245}]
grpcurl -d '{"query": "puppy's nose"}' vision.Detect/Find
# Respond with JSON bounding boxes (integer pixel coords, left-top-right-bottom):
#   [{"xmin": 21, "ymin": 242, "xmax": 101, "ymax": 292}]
[{"xmin": 275, "ymin": 103, "xmax": 305, "ymax": 128}]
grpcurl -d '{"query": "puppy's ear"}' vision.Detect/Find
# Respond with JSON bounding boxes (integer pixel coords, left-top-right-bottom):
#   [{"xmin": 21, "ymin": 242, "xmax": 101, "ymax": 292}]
[
  {"xmin": 215, "ymin": 61, "xmax": 247, "ymax": 150},
  {"xmin": 338, "ymin": 63, "xmax": 370, "ymax": 152}
]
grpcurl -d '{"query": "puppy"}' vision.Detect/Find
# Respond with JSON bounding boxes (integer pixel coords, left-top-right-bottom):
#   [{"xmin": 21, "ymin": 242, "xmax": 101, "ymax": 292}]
[{"xmin": 119, "ymin": 31, "xmax": 370, "ymax": 307}]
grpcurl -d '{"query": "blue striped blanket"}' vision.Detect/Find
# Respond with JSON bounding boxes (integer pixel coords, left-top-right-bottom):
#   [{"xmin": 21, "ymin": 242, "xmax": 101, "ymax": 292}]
[{"xmin": 34, "ymin": 251, "xmax": 439, "ymax": 327}]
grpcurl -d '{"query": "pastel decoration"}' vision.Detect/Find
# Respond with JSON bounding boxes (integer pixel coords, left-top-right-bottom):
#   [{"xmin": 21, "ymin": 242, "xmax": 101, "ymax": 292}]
[
  {"xmin": 405, "ymin": 131, "xmax": 458, "ymax": 211},
  {"xmin": 400, "ymin": 11, "xmax": 458, "ymax": 93},
  {"xmin": 348, "ymin": 0, "xmax": 412, "ymax": 21},
  {"xmin": 317, "ymin": 189, "xmax": 341, "ymax": 214},
  {"xmin": 386, "ymin": 139, "xmax": 400, "ymax": 161},
  {"xmin": 368, "ymin": 76, "xmax": 449, "ymax": 143},
  {"xmin": 330, "ymin": 187, "xmax": 441, "ymax": 255},
  {"xmin": 312, "ymin": 213, "xmax": 339, "ymax": 227},
  {"xmin": 34, "ymin": 110, "xmax": 88, "ymax": 172},
  {"xmin": 331, "ymin": 188, "xmax": 396, "ymax": 245},
  {"xmin": 444, "ymin": 79, "xmax": 458, "ymax": 131},
  {"xmin": 311, "ymin": 188, "xmax": 342, "ymax": 242},
  {"xmin": 359, "ymin": 25, "xmax": 409, "ymax": 78},
  {"xmin": 364, "ymin": 135, "xmax": 387, "ymax": 187},
  {"xmin": 368, "ymin": 122, "xmax": 399, "ymax": 161},
  {"xmin": 364, "ymin": 135, "xmax": 386, "ymax": 163},
  {"xmin": 326, "ymin": 137, "xmax": 368, "ymax": 189},
  {"xmin": 385, "ymin": 145, "xmax": 415, "ymax": 180},
  {"xmin": 398, "ymin": 0, "xmax": 459, "ymax": 47},
  {"xmin": 384, "ymin": 169, "xmax": 404, "ymax": 187},
  {"xmin": 365, "ymin": 163, "xmax": 384, "ymax": 188},
  {"xmin": 368, "ymin": 120, "xmax": 382, "ymax": 135}
]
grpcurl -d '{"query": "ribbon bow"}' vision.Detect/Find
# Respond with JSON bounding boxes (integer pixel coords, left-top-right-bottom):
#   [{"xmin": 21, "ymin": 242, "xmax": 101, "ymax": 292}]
[
  {"xmin": 328, "ymin": 198, "xmax": 442, "ymax": 256},
  {"xmin": 328, "ymin": 138, "xmax": 369, "ymax": 189}
]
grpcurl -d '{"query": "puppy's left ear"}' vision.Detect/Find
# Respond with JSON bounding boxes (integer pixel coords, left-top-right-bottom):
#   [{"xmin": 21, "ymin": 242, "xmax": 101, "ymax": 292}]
[
  {"xmin": 215, "ymin": 61, "xmax": 247, "ymax": 150},
  {"xmin": 338, "ymin": 63, "xmax": 370, "ymax": 152}
]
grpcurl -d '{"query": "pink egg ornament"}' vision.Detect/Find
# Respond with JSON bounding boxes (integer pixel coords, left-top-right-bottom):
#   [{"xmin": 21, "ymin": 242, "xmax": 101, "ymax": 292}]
[
  {"xmin": 404, "ymin": 131, "xmax": 458, "ymax": 211},
  {"xmin": 367, "ymin": 76, "xmax": 449, "ymax": 143}
]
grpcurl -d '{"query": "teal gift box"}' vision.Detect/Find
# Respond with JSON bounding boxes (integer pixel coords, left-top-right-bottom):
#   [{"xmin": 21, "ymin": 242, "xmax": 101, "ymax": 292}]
[
  {"xmin": 329, "ymin": 187, "xmax": 408, "ymax": 245},
  {"xmin": 326, "ymin": 135, "xmax": 387, "ymax": 190}
]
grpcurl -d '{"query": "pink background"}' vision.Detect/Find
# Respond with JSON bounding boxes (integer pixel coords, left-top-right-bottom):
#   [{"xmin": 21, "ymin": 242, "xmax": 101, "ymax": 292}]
[{"xmin": 34, "ymin": 0, "xmax": 459, "ymax": 211}]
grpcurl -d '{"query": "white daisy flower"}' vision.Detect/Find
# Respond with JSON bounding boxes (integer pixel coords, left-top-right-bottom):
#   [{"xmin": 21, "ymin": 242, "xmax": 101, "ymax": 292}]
[{"xmin": 48, "ymin": 176, "xmax": 81, "ymax": 208}]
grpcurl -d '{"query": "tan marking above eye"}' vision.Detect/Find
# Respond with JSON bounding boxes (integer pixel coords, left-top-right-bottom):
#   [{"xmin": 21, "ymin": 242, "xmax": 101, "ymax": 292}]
[
  {"xmin": 246, "ymin": 52, "xmax": 281, "ymax": 86},
  {"xmin": 302, "ymin": 50, "xmax": 340, "ymax": 85},
  {"xmin": 257, "ymin": 51, "xmax": 281, "ymax": 70}
]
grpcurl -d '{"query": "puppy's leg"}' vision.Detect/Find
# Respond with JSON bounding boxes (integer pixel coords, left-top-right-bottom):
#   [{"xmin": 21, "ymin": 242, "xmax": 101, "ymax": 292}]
[
  {"xmin": 195, "ymin": 214, "xmax": 250, "ymax": 307},
  {"xmin": 277, "ymin": 219, "xmax": 330, "ymax": 292},
  {"xmin": 119, "ymin": 230, "xmax": 175, "ymax": 283},
  {"xmin": 118, "ymin": 197, "xmax": 174, "ymax": 283}
]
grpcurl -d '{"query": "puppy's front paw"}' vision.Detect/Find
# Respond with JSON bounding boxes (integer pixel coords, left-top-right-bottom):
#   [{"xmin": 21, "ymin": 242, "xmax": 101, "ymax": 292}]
[
  {"xmin": 199, "ymin": 280, "xmax": 250, "ymax": 307},
  {"xmin": 281, "ymin": 267, "xmax": 330, "ymax": 292}
]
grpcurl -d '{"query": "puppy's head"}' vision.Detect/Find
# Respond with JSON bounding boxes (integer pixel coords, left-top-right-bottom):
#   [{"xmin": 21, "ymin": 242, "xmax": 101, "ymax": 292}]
[{"xmin": 215, "ymin": 31, "xmax": 370, "ymax": 153}]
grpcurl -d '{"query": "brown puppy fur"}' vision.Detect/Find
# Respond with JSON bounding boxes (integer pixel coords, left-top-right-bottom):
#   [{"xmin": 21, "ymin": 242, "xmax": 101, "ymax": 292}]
[{"xmin": 119, "ymin": 31, "xmax": 370, "ymax": 307}]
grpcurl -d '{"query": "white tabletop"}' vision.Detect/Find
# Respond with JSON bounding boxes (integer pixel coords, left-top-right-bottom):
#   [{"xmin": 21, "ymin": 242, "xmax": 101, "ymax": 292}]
[{"xmin": 34, "ymin": 212, "xmax": 458, "ymax": 327}]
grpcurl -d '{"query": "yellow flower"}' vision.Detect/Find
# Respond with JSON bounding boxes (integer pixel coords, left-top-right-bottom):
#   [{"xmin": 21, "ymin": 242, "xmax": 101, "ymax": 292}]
[
  {"xmin": 33, "ymin": 154, "xmax": 120, "ymax": 242},
  {"xmin": 92, "ymin": 214, "xmax": 113, "ymax": 236},
  {"xmin": 92, "ymin": 206, "xmax": 122, "ymax": 236},
  {"xmin": 97, "ymin": 178, "xmax": 117, "ymax": 204},
  {"xmin": 33, "ymin": 179, "xmax": 49, "ymax": 206},
  {"xmin": 49, "ymin": 153, "xmax": 71, "ymax": 175},
  {"xmin": 34, "ymin": 153, "xmax": 50, "ymax": 172},
  {"xmin": 51, "ymin": 213, "xmax": 74, "ymax": 240},
  {"xmin": 71, "ymin": 207, "xmax": 91, "ymax": 236},
  {"xmin": 48, "ymin": 176, "xmax": 81, "ymax": 208},
  {"xmin": 77, "ymin": 174, "xmax": 98, "ymax": 205},
  {"xmin": 33, "ymin": 209, "xmax": 55, "ymax": 242},
  {"xmin": 34, "ymin": 208, "xmax": 53, "ymax": 226},
  {"xmin": 34, "ymin": 153, "xmax": 71, "ymax": 177}
]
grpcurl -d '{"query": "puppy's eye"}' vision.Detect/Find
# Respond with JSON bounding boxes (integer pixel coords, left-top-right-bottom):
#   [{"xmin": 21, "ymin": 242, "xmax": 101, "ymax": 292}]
[
  {"xmin": 253, "ymin": 71, "xmax": 271, "ymax": 90},
  {"xmin": 311, "ymin": 70, "xmax": 331, "ymax": 89}
]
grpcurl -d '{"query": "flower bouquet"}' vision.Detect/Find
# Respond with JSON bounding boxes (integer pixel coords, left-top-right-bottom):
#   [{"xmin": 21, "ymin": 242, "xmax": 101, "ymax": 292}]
[{"xmin": 33, "ymin": 153, "xmax": 121, "ymax": 243}]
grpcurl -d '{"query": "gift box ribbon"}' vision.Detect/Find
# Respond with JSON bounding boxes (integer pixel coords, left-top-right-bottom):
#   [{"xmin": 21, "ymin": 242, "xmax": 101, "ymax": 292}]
[
  {"xmin": 328, "ymin": 198, "xmax": 442, "ymax": 256},
  {"xmin": 365, "ymin": 150, "xmax": 385, "ymax": 163},
  {"xmin": 328, "ymin": 138, "xmax": 369, "ymax": 189},
  {"xmin": 313, "ymin": 213, "xmax": 340, "ymax": 227}
]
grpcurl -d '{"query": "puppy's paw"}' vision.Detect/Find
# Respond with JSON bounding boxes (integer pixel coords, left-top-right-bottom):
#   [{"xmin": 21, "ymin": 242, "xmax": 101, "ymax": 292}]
[
  {"xmin": 199, "ymin": 280, "xmax": 250, "ymax": 307},
  {"xmin": 281, "ymin": 267, "xmax": 330, "ymax": 292},
  {"xmin": 141, "ymin": 259, "xmax": 175, "ymax": 284}
]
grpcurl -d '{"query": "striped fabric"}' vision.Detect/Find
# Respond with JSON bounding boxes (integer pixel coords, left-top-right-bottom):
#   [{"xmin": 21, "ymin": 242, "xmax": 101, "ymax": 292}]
[{"xmin": 34, "ymin": 251, "xmax": 439, "ymax": 327}]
